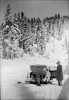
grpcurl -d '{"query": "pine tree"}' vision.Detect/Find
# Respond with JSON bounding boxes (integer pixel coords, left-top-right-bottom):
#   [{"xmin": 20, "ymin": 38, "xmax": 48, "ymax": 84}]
[
  {"xmin": 36, "ymin": 17, "xmax": 41, "ymax": 26},
  {"xmin": 55, "ymin": 14, "xmax": 58, "ymax": 19},
  {"xmin": 4, "ymin": 4, "xmax": 12, "ymax": 25},
  {"xmin": 58, "ymin": 13, "xmax": 60, "ymax": 19},
  {"xmin": 27, "ymin": 18, "xmax": 31, "ymax": 24},
  {"xmin": 36, "ymin": 24, "xmax": 46, "ymax": 54},
  {"xmin": 21, "ymin": 11, "xmax": 24, "ymax": 19},
  {"xmin": 17, "ymin": 12, "xmax": 20, "ymax": 22},
  {"xmin": 0, "ymin": 23, "xmax": 4, "ymax": 30},
  {"xmin": 31, "ymin": 18, "xmax": 34, "ymax": 25},
  {"xmin": 14, "ymin": 13, "xmax": 17, "ymax": 23},
  {"xmin": 34, "ymin": 17, "xmax": 36, "ymax": 24}
]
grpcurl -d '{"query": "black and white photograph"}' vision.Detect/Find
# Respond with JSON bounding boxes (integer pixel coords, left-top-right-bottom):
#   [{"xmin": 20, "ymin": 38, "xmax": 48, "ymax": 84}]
[{"xmin": 0, "ymin": 0, "xmax": 69, "ymax": 100}]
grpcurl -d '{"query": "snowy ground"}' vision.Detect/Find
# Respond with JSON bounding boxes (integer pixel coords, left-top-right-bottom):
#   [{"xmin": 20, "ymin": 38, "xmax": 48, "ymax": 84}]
[{"xmin": 1, "ymin": 54, "xmax": 69, "ymax": 100}]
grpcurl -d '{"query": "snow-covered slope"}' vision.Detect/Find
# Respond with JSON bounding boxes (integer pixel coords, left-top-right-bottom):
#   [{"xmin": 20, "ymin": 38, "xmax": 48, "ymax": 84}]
[{"xmin": 43, "ymin": 36, "xmax": 68, "ymax": 71}]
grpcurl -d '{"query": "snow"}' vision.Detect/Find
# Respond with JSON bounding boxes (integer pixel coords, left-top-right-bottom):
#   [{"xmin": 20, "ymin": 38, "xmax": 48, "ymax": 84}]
[
  {"xmin": 1, "ymin": 25, "xmax": 69, "ymax": 99},
  {"xmin": 43, "ymin": 36, "xmax": 68, "ymax": 70},
  {"xmin": 1, "ymin": 57, "xmax": 30, "ymax": 99},
  {"xmin": 1, "ymin": 54, "xmax": 69, "ymax": 100}
]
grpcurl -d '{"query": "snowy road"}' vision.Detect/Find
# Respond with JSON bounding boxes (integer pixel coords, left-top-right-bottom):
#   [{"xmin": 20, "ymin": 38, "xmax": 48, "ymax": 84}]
[
  {"xmin": 1, "ymin": 57, "xmax": 69, "ymax": 100},
  {"xmin": 16, "ymin": 83, "xmax": 62, "ymax": 100},
  {"xmin": 1, "ymin": 79, "xmax": 69, "ymax": 100}
]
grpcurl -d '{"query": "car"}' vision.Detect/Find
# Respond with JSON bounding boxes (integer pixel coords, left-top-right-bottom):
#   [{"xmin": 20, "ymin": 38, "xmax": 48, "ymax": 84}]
[
  {"xmin": 26, "ymin": 65, "xmax": 57, "ymax": 84},
  {"xmin": 26, "ymin": 65, "xmax": 50, "ymax": 84}
]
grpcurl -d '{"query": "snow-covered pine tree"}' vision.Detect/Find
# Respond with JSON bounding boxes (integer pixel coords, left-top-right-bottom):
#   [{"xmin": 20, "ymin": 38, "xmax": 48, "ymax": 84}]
[
  {"xmin": 4, "ymin": 4, "xmax": 12, "ymax": 26},
  {"xmin": 36, "ymin": 24, "xmax": 46, "ymax": 54},
  {"xmin": 14, "ymin": 13, "xmax": 18, "ymax": 24},
  {"xmin": 1, "ymin": 16, "xmax": 23, "ymax": 59}
]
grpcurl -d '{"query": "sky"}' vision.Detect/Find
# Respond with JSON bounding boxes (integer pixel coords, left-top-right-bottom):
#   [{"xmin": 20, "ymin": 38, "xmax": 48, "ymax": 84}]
[{"xmin": 0, "ymin": 0, "xmax": 69, "ymax": 25}]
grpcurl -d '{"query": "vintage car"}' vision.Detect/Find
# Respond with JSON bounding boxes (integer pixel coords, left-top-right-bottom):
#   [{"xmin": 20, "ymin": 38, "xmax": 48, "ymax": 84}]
[
  {"xmin": 26, "ymin": 65, "xmax": 49, "ymax": 84},
  {"xmin": 26, "ymin": 65, "xmax": 57, "ymax": 84}
]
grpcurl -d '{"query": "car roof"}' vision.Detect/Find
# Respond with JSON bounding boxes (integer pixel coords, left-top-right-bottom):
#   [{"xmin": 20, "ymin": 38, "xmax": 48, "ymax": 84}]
[{"xmin": 30, "ymin": 65, "xmax": 47, "ymax": 71}]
